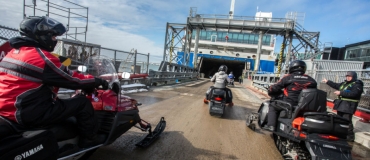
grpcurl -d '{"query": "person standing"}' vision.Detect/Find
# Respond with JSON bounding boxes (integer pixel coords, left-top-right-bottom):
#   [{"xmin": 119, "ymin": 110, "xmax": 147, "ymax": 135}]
[
  {"xmin": 239, "ymin": 73, "xmax": 244, "ymax": 84},
  {"xmin": 322, "ymin": 71, "xmax": 364, "ymax": 142}
]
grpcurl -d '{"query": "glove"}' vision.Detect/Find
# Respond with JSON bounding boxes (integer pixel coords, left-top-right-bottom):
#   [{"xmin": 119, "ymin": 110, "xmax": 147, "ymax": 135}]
[{"xmin": 95, "ymin": 78, "xmax": 109, "ymax": 90}]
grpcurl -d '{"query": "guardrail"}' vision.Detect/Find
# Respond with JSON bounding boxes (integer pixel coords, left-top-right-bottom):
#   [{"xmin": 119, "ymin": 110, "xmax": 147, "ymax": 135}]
[
  {"xmin": 250, "ymin": 73, "xmax": 279, "ymax": 92},
  {"xmin": 147, "ymin": 61, "xmax": 198, "ymax": 86}
]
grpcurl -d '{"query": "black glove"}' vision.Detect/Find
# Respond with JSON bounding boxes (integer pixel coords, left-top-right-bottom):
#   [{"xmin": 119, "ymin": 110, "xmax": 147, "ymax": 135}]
[{"xmin": 95, "ymin": 78, "xmax": 109, "ymax": 90}]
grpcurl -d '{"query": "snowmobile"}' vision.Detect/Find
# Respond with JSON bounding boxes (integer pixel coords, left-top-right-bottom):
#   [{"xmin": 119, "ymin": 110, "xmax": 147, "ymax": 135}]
[
  {"xmin": 0, "ymin": 56, "xmax": 166, "ymax": 160},
  {"xmin": 203, "ymin": 79, "xmax": 233, "ymax": 117},
  {"xmin": 246, "ymin": 88, "xmax": 352, "ymax": 160},
  {"xmin": 204, "ymin": 88, "xmax": 228, "ymax": 117}
]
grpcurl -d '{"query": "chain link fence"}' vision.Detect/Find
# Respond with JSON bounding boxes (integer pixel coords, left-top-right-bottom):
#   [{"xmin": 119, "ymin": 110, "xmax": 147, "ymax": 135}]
[
  {"xmin": 0, "ymin": 25, "xmax": 20, "ymax": 45},
  {"xmin": 0, "ymin": 25, "xmax": 150, "ymax": 74},
  {"xmin": 100, "ymin": 47, "xmax": 130, "ymax": 72},
  {"xmin": 53, "ymin": 39, "xmax": 101, "ymax": 68}
]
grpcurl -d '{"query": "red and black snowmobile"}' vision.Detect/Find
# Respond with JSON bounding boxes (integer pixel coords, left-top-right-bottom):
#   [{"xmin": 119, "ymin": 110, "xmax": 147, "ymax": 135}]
[{"xmin": 0, "ymin": 55, "xmax": 166, "ymax": 160}]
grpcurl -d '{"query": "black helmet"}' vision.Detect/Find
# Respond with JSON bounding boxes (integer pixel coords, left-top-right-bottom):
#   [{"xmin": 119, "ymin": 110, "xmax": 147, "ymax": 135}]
[
  {"xmin": 289, "ymin": 60, "xmax": 306, "ymax": 74},
  {"xmin": 218, "ymin": 65, "xmax": 228, "ymax": 72},
  {"xmin": 20, "ymin": 16, "xmax": 66, "ymax": 52}
]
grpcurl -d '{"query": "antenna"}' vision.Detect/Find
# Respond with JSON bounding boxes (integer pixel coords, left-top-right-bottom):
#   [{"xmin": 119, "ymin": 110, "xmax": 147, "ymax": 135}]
[{"xmin": 229, "ymin": 0, "xmax": 235, "ymax": 19}]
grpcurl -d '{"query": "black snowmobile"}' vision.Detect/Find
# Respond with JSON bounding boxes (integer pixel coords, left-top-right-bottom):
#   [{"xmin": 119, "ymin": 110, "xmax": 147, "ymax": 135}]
[{"xmin": 246, "ymin": 88, "xmax": 352, "ymax": 160}]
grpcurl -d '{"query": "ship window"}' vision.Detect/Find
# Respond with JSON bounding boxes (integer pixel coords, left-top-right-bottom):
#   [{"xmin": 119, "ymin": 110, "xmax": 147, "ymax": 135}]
[
  {"xmin": 200, "ymin": 31, "xmax": 207, "ymax": 39},
  {"xmin": 230, "ymin": 33, "xmax": 237, "ymax": 41},
  {"xmin": 263, "ymin": 35, "xmax": 271, "ymax": 45},
  {"xmin": 218, "ymin": 32, "xmax": 224, "ymax": 41},
  {"xmin": 249, "ymin": 34, "xmax": 255, "ymax": 44},
  {"xmin": 206, "ymin": 31, "xmax": 212, "ymax": 40},
  {"xmin": 238, "ymin": 34, "xmax": 244, "ymax": 43},
  {"xmin": 243, "ymin": 34, "xmax": 249, "ymax": 43}
]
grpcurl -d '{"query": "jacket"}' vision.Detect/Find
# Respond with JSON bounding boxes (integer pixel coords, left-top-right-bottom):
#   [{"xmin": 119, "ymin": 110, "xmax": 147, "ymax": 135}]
[
  {"xmin": 211, "ymin": 71, "xmax": 230, "ymax": 88},
  {"xmin": 268, "ymin": 72, "xmax": 317, "ymax": 106},
  {"xmin": 0, "ymin": 37, "xmax": 98, "ymax": 124},
  {"xmin": 326, "ymin": 79, "xmax": 364, "ymax": 114},
  {"xmin": 228, "ymin": 74, "xmax": 235, "ymax": 79}
]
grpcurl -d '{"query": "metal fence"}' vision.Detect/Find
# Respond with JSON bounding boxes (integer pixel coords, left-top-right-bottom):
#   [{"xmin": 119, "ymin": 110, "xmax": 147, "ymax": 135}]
[
  {"xmin": 0, "ymin": 25, "xmax": 20, "ymax": 45},
  {"xmin": 315, "ymin": 70, "xmax": 370, "ymax": 110},
  {"xmin": 53, "ymin": 38, "xmax": 101, "ymax": 67},
  {"xmin": 247, "ymin": 69, "xmax": 370, "ymax": 110},
  {"xmin": 0, "ymin": 25, "xmax": 150, "ymax": 74},
  {"xmin": 55, "ymin": 43, "xmax": 150, "ymax": 74}
]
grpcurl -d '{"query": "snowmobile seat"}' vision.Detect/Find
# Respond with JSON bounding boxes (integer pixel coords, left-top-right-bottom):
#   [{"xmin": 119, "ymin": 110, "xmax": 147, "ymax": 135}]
[
  {"xmin": 0, "ymin": 116, "xmax": 78, "ymax": 142},
  {"xmin": 212, "ymin": 88, "xmax": 226, "ymax": 97},
  {"xmin": 300, "ymin": 112, "xmax": 350, "ymax": 138},
  {"xmin": 0, "ymin": 116, "xmax": 17, "ymax": 141},
  {"xmin": 290, "ymin": 88, "xmax": 327, "ymax": 121}
]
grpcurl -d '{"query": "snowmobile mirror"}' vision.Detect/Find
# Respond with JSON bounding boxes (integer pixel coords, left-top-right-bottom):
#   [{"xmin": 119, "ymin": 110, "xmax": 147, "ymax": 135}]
[
  {"xmin": 121, "ymin": 72, "xmax": 130, "ymax": 79},
  {"xmin": 77, "ymin": 65, "xmax": 87, "ymax": 73}
]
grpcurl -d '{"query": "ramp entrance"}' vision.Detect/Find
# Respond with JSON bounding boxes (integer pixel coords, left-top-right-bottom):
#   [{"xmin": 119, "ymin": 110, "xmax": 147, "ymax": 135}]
[{"xmin": 200, "ymin": 58, "xmax": 246, "ymax": 79}]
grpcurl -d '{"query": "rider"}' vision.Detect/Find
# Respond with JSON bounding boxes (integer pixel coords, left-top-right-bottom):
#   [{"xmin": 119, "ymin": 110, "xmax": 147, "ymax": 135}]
[
  {"xmin": 0, "ymin": 16, "xmax": 108, "ymax": 148},
  {"xmin": 228, "ymin": 71, "xmax": 235, "ymax": 85},
  {"xmin": 205, "ymin": 65, "xmax": 233, "ymax": 106},
  {"xmin": 262, "ymin": 60, "xmax": 317, "ymax": 131}
]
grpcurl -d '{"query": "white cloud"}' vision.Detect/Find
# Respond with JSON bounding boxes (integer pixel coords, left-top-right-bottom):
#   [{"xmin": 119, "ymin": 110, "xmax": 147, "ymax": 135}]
[
  {"xmin": 0, "ymin": 0, "xmax": 167, "ymax": 62},
  {"xmin": 1, "ymin": 0, "xmax": 369, "ymax": 61}
]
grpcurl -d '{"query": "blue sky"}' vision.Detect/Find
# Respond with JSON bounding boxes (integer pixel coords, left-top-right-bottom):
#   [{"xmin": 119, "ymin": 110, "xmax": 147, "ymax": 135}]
[{"xmin": 1, "ymin": 0, "xmax": 369, "ymax": 62}]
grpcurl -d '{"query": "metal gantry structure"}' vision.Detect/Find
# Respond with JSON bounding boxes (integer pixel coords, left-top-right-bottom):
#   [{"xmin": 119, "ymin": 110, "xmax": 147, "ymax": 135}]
[
  {"xmin": 23, "ymin": 0, "xmax": 89, "ymax": 43},
  {"xmin": 163, "ymin": 8, "xmax": 331, "ymax": 74},
  {"xmin": 162, "ymin": 23, "xmax": 189, "ymax": 64}
]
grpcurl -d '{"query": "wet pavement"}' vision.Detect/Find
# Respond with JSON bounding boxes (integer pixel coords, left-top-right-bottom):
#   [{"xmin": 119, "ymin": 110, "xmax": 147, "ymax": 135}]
[{"xmin": 87, "ymin": 79, "xmax": 370, "ymax": 160}]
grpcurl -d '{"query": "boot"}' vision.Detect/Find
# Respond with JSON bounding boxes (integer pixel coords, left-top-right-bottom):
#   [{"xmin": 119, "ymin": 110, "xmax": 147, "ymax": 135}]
[
  {"xmin": 203, "ymin": 98, "xmax": 209, "ymax": 104},
  {"xmin": 347, "ymin": 135, "xmax": 355, "ymax": 142},
  {"xmin": 262, "ymin": 125, "xmax": 275, "ymax": 132},
  {"xmin": 78, "ymin": 134, "xmax": 107, "ymax": 148},
  {"xmin": 228, "ymin": 102, "xmax": 234, "ymax": 107}
]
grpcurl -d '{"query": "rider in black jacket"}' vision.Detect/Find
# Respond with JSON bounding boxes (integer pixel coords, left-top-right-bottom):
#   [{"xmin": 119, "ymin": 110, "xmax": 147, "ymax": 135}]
[
  {"xmin": 322, "ymin": 71, "xmax": 364, "ymax": 141},
  {"xmin": 263, "ymin": 60, "xmax": 317, "ymax": 131}
]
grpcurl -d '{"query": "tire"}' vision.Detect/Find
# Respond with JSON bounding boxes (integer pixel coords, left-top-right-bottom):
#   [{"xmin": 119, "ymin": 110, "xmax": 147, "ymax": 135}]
[
  {"xmin": 281, "ymin": 144, "xmax": 287, "ymax": 154},
  {"xmin": 278, "ymin": 140, "xmax": 283, "ymax": 153}
]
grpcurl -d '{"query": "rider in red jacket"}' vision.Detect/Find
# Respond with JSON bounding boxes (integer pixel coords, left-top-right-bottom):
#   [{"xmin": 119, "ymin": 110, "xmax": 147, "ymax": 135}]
[{"xmin": 0, "ymin": 16, "xmax": 108, "ymax": 148}]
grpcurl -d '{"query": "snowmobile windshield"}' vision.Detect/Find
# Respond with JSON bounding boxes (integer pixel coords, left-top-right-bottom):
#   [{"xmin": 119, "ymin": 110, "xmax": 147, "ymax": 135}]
[{"xmin": 83, "ymin": 55, "xmax": 119, "ymax": 87}]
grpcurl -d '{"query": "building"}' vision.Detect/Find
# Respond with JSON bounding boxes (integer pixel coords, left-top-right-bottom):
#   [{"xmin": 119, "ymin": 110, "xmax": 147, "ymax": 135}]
[
  {"xmin": 324, "ymin": 40, "xmax": 370, "ymax": 69},
  {"xmin": 344, "ymin": 40, "xmax": 370, "ymax": 69}
]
